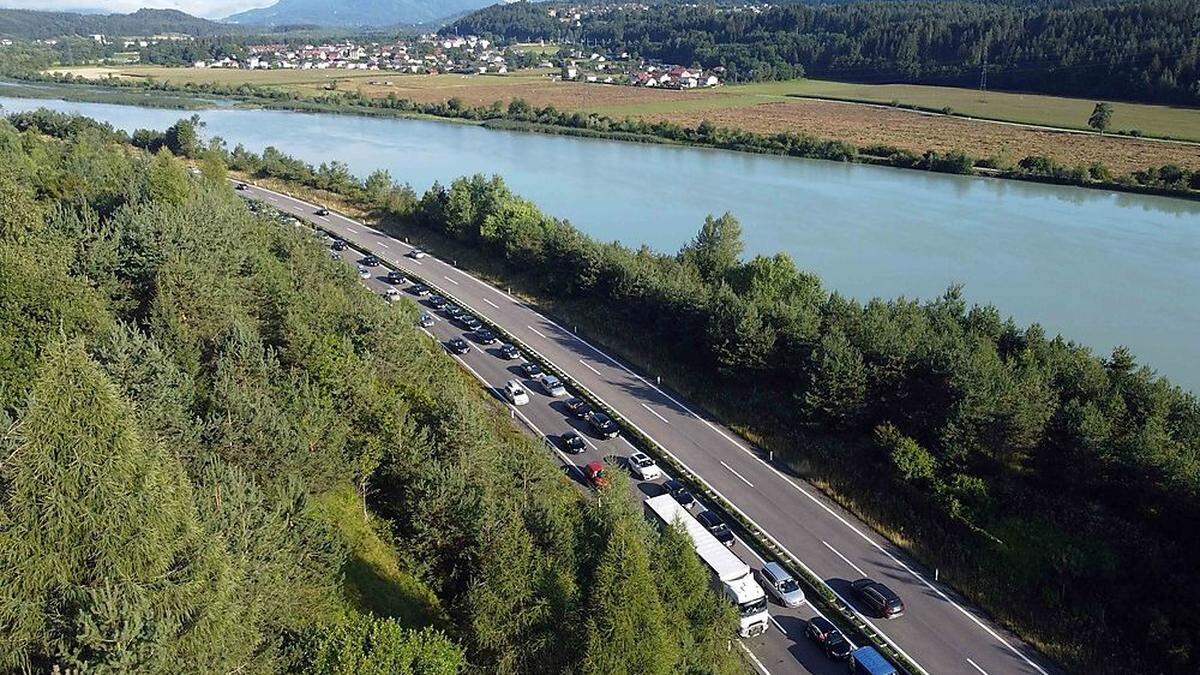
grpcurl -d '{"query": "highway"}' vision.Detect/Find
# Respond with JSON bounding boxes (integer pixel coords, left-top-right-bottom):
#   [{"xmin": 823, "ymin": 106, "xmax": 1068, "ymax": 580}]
[{"xmin": 241, "ymin": 183, "xmax": 1058, "ymax": 675}]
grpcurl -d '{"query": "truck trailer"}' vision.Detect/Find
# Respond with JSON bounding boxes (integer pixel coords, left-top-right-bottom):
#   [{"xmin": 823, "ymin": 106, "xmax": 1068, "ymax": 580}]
[{"xmin": 643, "ymin": 494, "xmax": 770, "ymax": 637}]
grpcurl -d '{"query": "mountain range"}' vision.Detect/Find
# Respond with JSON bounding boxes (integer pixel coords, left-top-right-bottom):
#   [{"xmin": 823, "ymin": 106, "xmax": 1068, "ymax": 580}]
[
  {"xmin": 223, "ymin": 0, "xmax": 501, "ymax": 28},
  {"xmin": 0, "ymin": 8, "xmax": 235, "ymax": 39}
]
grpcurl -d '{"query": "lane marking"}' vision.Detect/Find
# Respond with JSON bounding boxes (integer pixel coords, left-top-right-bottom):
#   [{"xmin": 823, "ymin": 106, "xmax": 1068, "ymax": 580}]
[
  {"xmin": 640, "ymin": 403, "xmax": 671, "ymax": 425},
  {"xmin": 720, "ymin": 460, "xmax": 754, "ymax": 488},
  {"xmin": 345, "ymin": 226, "xmax": 356, "ymax": 233},
  {"xmin": 822, "ymin": 540, "xmax": 868, "ymax": 578},
  {"xmin": 967, "ymin": 658, "xmax": 990, "ymax": 675},
  {"xmin": 378, "ymin": 242, "xmax": 389, "ymax": 248},
  {"xmin": 483, "ymin": 298, "xmax": 500, "ymax": 309},
  {"xmin": 739, "ymin": 641, "xmax": 771, "ymax": 675},
  {"xmin": 770, "ymin": 617, "xmax": 786, "ymax": 634},
  {"xmin": 443, "ymin": 275, "xmax": 460, "ymax": 285},
  {"xmin": 579, "ymin": 359, "xmax": 603, "ymax": 376},
  {"xmin": 527, "ymin": 325, "xmax": 548, "ymax": 339}
]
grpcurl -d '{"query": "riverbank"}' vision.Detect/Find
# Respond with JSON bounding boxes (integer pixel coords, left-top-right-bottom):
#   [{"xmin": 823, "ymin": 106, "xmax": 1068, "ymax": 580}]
[{"xmin": 10, "ymin": 73, "xmax": 1200, "ymax": 200}]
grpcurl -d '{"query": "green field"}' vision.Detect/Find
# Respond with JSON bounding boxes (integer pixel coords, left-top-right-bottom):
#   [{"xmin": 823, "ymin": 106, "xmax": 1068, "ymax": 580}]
[{"xmin": 732, "ymin": 79, "xmax": 1200, "ymax": 141}]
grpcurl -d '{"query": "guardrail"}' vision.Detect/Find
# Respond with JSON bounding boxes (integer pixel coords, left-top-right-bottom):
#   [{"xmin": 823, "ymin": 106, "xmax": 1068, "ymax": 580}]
[{"xmin": 252, "ymin": 186, "xmax": 925, "ymax": 675}]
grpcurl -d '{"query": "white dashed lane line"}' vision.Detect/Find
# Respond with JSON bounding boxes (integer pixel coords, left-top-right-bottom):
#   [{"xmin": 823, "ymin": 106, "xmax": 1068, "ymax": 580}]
[
  {"xmin": 822, "ymin": 540, "xmax": 868, "ymax": 578},
  {"xmin": 579, "ymin": 359, "xmax": 603, "ymax": 376},
  {"xmin": 527, "ymin": 325, "xmax": 548, "ymax": 339},
  {"xmin": 640, "ymin": 403, "xmax": 671, "ymax": 425},
  {"xmin": 483, "ymin": 298, "xmax": 500, "ymax": 309},
  {"xmin": 720, "ymin": 460, "xmax": 754, "ymax": 488}
]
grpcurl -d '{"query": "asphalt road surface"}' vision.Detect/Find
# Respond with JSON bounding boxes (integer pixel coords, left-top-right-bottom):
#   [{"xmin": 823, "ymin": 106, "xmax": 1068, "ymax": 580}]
[{"xmin": 240, "ymin": 183, "xmax": 1059, "ymax": 675}]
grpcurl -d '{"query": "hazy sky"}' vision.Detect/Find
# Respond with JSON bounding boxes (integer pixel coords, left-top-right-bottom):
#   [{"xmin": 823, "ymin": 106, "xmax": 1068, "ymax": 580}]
[{"xmin": 0, "ymin": 1, "xmax": 275, "ymax": 19}]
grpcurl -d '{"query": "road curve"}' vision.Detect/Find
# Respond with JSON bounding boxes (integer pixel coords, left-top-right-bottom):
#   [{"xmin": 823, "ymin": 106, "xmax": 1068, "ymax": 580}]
[{"xmin": 240, "ymin": 182, "xmax": 1059, "ymax": 675}]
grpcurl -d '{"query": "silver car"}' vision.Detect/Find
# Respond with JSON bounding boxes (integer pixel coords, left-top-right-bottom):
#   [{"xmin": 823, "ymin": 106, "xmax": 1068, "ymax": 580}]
[{"xmin": 758, "ymin": 562, "xmax": 805, "ymax": 608}]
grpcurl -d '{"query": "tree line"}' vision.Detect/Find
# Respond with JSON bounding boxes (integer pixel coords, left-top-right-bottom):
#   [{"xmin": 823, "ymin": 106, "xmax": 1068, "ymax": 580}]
[
  {"xmin": 206, "ymin": 132, "xmax": 1200, "ymax": 672},
  {"xmin": 0, "ymin": 108, "xmax": 745, "ymax": 674},
  {"xmin": 449, "ymin": 0, "xmax": 1200, "ymax": 106}
]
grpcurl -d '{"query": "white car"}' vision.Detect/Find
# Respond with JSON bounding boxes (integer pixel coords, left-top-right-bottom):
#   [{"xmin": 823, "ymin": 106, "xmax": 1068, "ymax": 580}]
[
  {"xmin": 627, "ymin": 452, "xmax": 662, "ymax": 481},
  {"xmin": 408, "ymin": 248, "xmax": 427, "ymax": 259},
  {"xmin": 358, "ymin": 266, "xmax": 371, "ymax": 279},
  {"xmin": 384, "ymin": 288, "xmax": 401, "ymax": 302},
  {"xmin": 418, "ymin": 313, "xmax": 434, "ymax": 327},
  {"xmin": 504, "ymin": 380, "xmax": 530, "ymax": 406},
  {"xmin": 537, "ymin": 373, "xmax": 567, "ymax": 397}
]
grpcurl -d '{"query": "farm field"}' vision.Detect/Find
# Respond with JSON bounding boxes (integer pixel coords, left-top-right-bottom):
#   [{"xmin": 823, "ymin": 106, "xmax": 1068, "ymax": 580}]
[{"xmin": 52, "ymin": 65, "xmax": 1200, "ymax": 173}]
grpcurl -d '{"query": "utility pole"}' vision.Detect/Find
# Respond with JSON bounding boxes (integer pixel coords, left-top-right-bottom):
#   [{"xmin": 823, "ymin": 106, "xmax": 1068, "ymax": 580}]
[{"xmin": 978, "ymin": 33, "xmax": 989, "ymax": 91}]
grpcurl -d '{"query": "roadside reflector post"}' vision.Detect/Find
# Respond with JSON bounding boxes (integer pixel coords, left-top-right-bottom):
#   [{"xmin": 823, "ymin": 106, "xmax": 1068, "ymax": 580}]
[{"xmin": 935, "ymin": 568, "xmax": 939, "ymax": 582}]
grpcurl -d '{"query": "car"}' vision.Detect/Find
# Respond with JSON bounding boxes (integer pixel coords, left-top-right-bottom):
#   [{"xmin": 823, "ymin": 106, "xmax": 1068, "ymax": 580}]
[
  {"xmin": 235, "ymin": 181, "xmax": 248, "ymax": 190},
  {"xmin": 520, "ymin": 361, "xmax": 543, "ymax": 378},
  {"xmin": 385, "ymin": 270, "xmax": 405, "ymax": 284},
  {"xmin": 627, "ymin": 451, "xmax": 662, "ymax": 481},
  {"xmin": 662, "ymin": 479, "xmax": 696, "ymax": 509},
  {"xmin": 851, "ymin": 578, "xmax": 904, "ymax": 619},
  {"xmin": 474, "ymin": 328, "xmax": 497, "ymax": 344},
  {"xmin": 383, "ymin": 288, "xmax": 401, "ymax": 302},
  {"xmin": 586, "ymin": 411, "xmax": 619, "ymax": 439},
  {"xmin": 498, "ymin": 344, "xmax": 520, "ymax": 360},
  {"xmin": 537, "ymin": 373, "xmax": 567, "ymax": 397},
  {"xmin": 357, "ymin": 266, "xmax": 371, "ymax": 279},
  {"xmin": 758, "ymin": 561, "xmax": 805, "ymax": 607},
  {"xmin": 331, "ymin": 239, "xmax": 347, "ymax": 251},
  {"xmin": 330, "ymin": 252, "xmax": 341, "ymax": 261},
  {"xmin": 408, "ymin": 248, "xmax": 427, "ymax": 259},
  {"xmin": 444, "ymin": 305, "xmax": 463, "ymax": 319},
  {"xmin": 804, "ymin": 616, "xmax": 852, "ymax": 660},
  {"xmin": 360, "ymin": 255, "xmax": 380, "ymax": 267},
  {"xmin": 564, "ymin": 397, "xmax": 591, "ymax": 419},
  {"xmin": 316, "ymin": 207, "xmax": 329, "ymax": 216},
  {"xmin": 461, "ymin": 316, "xmax": 482, "ymax": 331},
  {"xmin": 559, "ymin": 431, "xmax": 586, "ymax": 454},
  {"xmin": 427, "ymin": 295, "xmax": 447, "ymax": 309},
  {"xmin": 584, "ymin": 461, "xmax": 609, "ymax": 489},
  {"xmin": 503, "ymin": 380, "xmax": 530, "ymax": 406},
  {"xmin": 447, "ymin": 338, "xmax": 470, "ymax": 355},
  {"xmin": 418, "ymin": 313, "xmax": 435, "ymax": 328},
  {"xmin": 696, "ymin": 510, "xmax": 736, "ymax": 547},
  {"xmin": 410, "ymin": 284, "xmax": 431, "ymax": 297}
]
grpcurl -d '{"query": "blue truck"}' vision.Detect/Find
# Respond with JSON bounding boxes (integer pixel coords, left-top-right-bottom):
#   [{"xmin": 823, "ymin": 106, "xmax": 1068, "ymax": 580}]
[{"xmin": 847, "ymin": 646, "xmax": 898, "ymax": 675}]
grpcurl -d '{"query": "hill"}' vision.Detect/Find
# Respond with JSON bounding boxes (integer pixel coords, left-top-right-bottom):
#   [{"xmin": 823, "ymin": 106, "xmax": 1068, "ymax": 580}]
[
  {"xmin": 224, "ymin": 0, "xmax": 499, "ymax": 27},
  {"xmin": 0, "ymin": 7, "xmax": 235, "ymax": 39}
]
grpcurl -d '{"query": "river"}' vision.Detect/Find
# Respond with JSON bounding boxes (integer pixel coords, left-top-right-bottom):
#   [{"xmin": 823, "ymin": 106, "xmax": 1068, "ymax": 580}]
[{"xmin": 3, "ymin": 95, "xmax": 1197, "ymax": 392}]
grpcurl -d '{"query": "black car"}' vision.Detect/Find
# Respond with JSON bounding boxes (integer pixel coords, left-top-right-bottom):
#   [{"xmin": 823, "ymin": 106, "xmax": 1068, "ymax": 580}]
[
  {"xmin": 385, "ymin": 270, "xmax": 405, "ymax": 284},
  {"xmin": 427, "ymin": 295, "xmax": 448, "ymax": 309},
  {"xmin": 696, "ymin": 510, "xmax": 735, "ymax": 547},
  {"xmin": 851, "ymin": 578, "xmax": 905, "ymax": 619},
  {"xmin": 235, "ymin": 182, "xmax": 248, "ymax": 190},
  {"xmin": 360, "ymin": 255, "xmax": 379, "ymax": 267},
  {"xmin": 805, "ymin": 616, "xmax": 852, "ymax": 660},
  {"xmin": 331, "ymin": 239, "xmax": 347, "ymax": 251},
  {"xmin": 444, "ymin": 305, "xmax": 463, "ymax": 318},
  {"xmin": 474, "ymin": 328, "xmax": 497, "ymax": 344},
  {"xmin": 586, "ymin": 411, "xmax": 619, "ymax": 439},
  {"xmin": 520, "ymin": 362, "xmax": 543, "ymax": 378},
  {"xmin": 461, "ymin": 316, "xmax": 482, "ymax": 331},
  {"xmin": 315, "ymin": 207, "xmax": 329, "ymax": 216},
  {"xmin": 410, "ymin": 284, "xmax": 431, "ymax": 297},
  {"xmin": 663, "ymin": 479, "xmax": 696, "ymax": 509},
  {"xmin": 498, "ymin": 344, "xmax": 520, "ymax": 360},
  {"xmin": 560, "ymin": 432, "xmax": 587, "ymax": 454},
  {"xmin": 446, "ymin": 338, "xmax": 470, "ymax": 355},
  {"xmin": 564, "ymin": 397, "xmax": 591, "ymax": 419}
]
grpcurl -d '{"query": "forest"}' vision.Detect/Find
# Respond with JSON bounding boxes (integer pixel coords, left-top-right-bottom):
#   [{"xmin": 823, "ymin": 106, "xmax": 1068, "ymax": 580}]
[
  {"xmin": 449, "ymin": 0, "xmax": 1200, "ymax": 106},
  {"xmin": 0, "ymin": 109, "xmax": 745, "ymax": 674},
  {"xmin": 206, "ymin": 132, "xmax": 1200, "ymax": 672}
]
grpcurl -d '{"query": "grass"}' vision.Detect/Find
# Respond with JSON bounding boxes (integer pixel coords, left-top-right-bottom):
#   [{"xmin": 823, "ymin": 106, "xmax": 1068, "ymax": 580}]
[
  {"xmin": 310, "ymin": 483, "xmax": 447, "ymax": 628},
  {"xmin": 731, "ymin": 78, "xmax": 1200, "ymax": 141}
]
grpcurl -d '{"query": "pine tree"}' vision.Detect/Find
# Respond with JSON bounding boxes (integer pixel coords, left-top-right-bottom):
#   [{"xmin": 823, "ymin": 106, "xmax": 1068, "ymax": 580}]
[{"xmin": 0, "ymin": 340, "xmax": 248, "ymax": 672}]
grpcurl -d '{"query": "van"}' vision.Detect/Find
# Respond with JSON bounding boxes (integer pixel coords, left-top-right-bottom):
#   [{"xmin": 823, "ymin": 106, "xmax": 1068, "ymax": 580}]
[{"xmin": 847, "ymin": 646, "xmax": 897, "ymax": 675}]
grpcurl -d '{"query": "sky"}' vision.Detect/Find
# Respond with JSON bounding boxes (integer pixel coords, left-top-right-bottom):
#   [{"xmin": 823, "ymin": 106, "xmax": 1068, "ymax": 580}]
[{"xmin": 0, "ymin": 0, "xmax": 276, "ymax": 19}]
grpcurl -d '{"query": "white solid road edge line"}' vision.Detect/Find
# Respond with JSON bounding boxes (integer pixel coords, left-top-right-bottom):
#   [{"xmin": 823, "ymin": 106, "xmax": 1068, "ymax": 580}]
[{"xmin": 739, "ymin": 641, "xmax": 772, "ymax": 675}]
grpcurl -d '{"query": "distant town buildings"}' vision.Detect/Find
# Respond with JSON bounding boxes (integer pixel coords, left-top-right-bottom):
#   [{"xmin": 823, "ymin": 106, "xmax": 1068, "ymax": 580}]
[{"xmin": 192, "ymin": 35, "xmax": 514, "ymax": 75}]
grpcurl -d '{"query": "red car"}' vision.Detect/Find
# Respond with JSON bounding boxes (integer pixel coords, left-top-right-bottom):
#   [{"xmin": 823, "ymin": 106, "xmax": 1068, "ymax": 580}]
[{"xmin": 585, "ymin": 461, "xmax": 609, "ymax": 489}]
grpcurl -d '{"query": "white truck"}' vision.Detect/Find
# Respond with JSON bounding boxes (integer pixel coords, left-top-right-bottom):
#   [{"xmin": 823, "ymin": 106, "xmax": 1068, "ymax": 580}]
[{"xmin": 644, "ymin": 494, "xmax": 770, "ymax": 637}]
